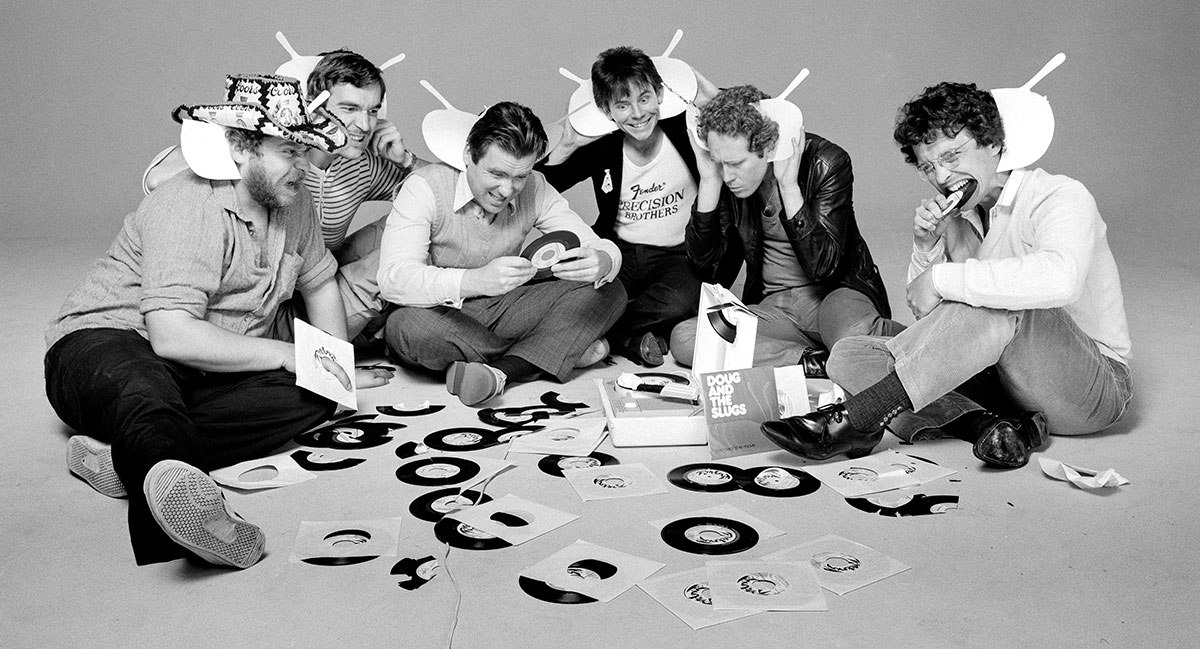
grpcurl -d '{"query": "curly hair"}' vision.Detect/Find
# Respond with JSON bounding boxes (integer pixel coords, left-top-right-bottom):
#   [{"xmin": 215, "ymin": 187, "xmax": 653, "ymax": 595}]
[
  {"xmin": 893, "ymin": 82, "xmax": 1004, "ymax": 165},
  {"xmin": 591, "ymin": 46, "xmax": 663, "ymax": 109},
  {"xmin": 307, "ymin": 49, "xmax": 386, "ymax": 99},
  {"xmin": 224, "ymin": 127, "xmax": 266, "ymax": 155},
  {"xmin": 467, "ymin": 101, "xmax": 548, "ymax": 163},
  {"xmin": 697, "ymin": 85, "xmax": 779, "ymax": 156}
]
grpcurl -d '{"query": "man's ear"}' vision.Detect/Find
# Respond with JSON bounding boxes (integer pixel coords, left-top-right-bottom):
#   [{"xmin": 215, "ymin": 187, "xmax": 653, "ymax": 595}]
[
  {"xmin": 762, "ymin": 139, "xmax": 777, "ymax": 160},
  {"xmin": 228, "ymin": 140, "xmax": 253, "ymax": 166}
]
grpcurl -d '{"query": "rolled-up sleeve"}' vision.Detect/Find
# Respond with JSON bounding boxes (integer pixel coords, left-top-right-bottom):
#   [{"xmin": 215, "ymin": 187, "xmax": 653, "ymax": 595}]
[
  {"xmin": 377, "ymin": 176, "xmax": 468, "ymax": 308},
  {"xmin": 139, "ymin": 190, "xmax": 226, "ymax": 319}
]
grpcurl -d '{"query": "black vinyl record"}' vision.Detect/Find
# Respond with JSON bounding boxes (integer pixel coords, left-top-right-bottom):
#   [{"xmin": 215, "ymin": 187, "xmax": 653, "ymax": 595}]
[
  {"xmin": 433, "ymin": 517, "xmax": 512, "ymax": 550},
  {"xmin": 408, "ymin": 488, "xmax": 493, "ymax": 523},
  {"xmin": 633, "ymin": 371, "xmax": 690, "ymax": 385},
  {"xmin": 477, "ymin": 405, "xmax": 557, "ymax": 428},
  {"xmin": 518, "ymin": 575, "xmax": 598, "ymax": 604},
  {"xmin": 422, "ymin": 427, "xmax": 503, "ymax": 452},
  {"xmin": 300, "ymin": 555, "xmax": 379, "ymax": 567},
  {"xmin": 395, "ymin": 456, "xmax": 481, "ymax": 487},
  {"xmin": 539, "ymin": 391, "xmax": 590, "ymax": 413},
  {"xmin": 394, "ymin": 441, "xmax": 430, "ymax": 460},
  {"xmin": 537, "ymin": 452, "xmax": 620, "ymax": 478},
  {"xmin": 294, "ymin": 421, "xmax": 401, "ymax": 450},
  {"xmin": 846, "ymin": 493, "xmax": 960, "ymax": 517},
  {"xmin": 735, "ymin": 466, "xmax": 820, "ymax": 498},
  {"xmin": 660, "ymin": 516, "xmax": 759, "ymax": 555},
  {"xmin": 520, "ymin": 230, "xmax": 581, "ymax": 280},
  {"xmin": 290, "ymin": 450, "xmax": 366, "ymax": 472},
  {"xmin": 391, "ymin": 555, "xmax": 439, "ymax": 591},
  {"xmin": 377, "ymin": 403, "xmax": 446, "ymax": 417},
  {"xmin": 667, "ymin": 463, "xmax": 744, "ymax": 493}
]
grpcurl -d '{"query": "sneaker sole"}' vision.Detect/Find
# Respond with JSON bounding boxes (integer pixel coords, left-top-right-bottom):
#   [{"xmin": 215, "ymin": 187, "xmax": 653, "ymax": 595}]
[
  {"xmin": 66, "ymin": 436, "xmax": 127, "ymax": 498},
  {"xmin": 143, "ymin": 460, "xmax": 264, "ymax": 569},
  {"xmin": 446, "ymin": 362, "xmax": 503, "ymax": 406}
]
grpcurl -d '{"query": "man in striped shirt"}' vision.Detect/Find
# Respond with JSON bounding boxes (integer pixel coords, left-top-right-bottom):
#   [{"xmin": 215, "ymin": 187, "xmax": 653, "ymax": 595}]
[{"xmin": 144, "ymin": 49, "xmax": 424, "ymax": 340}]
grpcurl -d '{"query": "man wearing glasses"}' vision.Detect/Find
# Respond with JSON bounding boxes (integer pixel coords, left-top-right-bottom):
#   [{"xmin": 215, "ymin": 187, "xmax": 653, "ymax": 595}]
[{"xmin": 760, "ymin": 82, "xmax": 1132, "ymax": 469}]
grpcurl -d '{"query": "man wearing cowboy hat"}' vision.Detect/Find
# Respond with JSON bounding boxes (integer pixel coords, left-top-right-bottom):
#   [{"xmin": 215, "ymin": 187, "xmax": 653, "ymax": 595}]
[
  {"xmin": 45, "ymin": 74, "xmax": 387, "ymax": 568},
  {"xmin": 760, "ymin": 81, "xmax": 1132, "ymax": 469},
  {"xmin": 144, "ymin": 48, "xmax": 425, "ymax": 341},
  {"xmin": 377, "ymin": 101, "xmax": 626, "ymax": 407},
  {"xmin": 670, "ymin": 84, "xmax": 903, "ymax": 376}
]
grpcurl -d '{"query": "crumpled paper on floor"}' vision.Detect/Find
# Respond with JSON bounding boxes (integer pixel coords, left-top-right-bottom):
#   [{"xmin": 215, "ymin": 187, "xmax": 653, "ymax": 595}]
[{"xmin": 1039, "ymin": 457, "xmax": 1129, "ymax": 490}]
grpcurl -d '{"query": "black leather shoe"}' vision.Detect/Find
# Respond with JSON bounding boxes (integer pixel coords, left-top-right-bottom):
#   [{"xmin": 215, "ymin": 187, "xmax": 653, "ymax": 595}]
[
  {"xmin": 624, "ymin": 332, "xmax": 665, "ymax": 367},
  {"xmin": 760, "ymin": 403, "xmax": 883, "ymax": 460},
  {"xmin": 799, "ymin": 347, "xmax": 829, "ymax": 379},
  {"xmin": 972, "ymin": 411, "xmax": 1048, "ymax": 468}
]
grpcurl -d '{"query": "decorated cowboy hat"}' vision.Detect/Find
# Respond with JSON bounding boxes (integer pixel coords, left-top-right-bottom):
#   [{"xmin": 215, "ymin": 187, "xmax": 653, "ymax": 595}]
[
  {"xmin": 172, "ymin": 73, "xmax": 347, "ymax": 180},
  {"xmin": 686, "ymin": 67, "xmax": 809, "ymax": 163},
  {"xmin": 419, "ymin": 80, "xmax": 482, "ymax": 171},
  {"xmin": 991, "ymin": 53, "xmax": 1064, "ymax": 172},
  {"xmin": 273, "ymin": 31, "xmax": 406, "ymax": 120},
  {"xmin": 560, "ymin": 29, "xmax": 699, "ymax": 137}
]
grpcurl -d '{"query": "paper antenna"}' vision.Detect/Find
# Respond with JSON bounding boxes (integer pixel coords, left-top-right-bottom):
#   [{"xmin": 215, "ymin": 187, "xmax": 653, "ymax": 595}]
[
  {"xmin": 661, "ymin": 29, "xmax": 683, "ymax": 57},
  {"xmin": 420, "ymin": 80, "xmax": 456, "ymax": 110},
  {"xmin": 777, "ymin": 68, "xmax": 810, "ymax": 101},
  {"xmin": 1022, "ymin": 53, "xmax": 1066, "ymax": 90}
]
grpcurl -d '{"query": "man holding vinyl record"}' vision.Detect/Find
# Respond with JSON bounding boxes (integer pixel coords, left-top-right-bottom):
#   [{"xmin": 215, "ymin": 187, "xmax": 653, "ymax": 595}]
[
  {"xmin": 671, "ymin": 85, "xmax": 902, "ymax": 376},
  {"xmin": 377, "ymin": 102, "xmax": 625, "ymax": 407},
  {"xmin": 762, "ymin": 75, "xmax": 1133, "ymax": 469}
]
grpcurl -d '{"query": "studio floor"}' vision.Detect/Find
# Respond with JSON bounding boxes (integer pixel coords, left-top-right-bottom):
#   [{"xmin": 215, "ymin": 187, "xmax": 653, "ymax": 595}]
[{"xmin": 3, "ymin": 235, "xmax": 1197, "ymax": 649}]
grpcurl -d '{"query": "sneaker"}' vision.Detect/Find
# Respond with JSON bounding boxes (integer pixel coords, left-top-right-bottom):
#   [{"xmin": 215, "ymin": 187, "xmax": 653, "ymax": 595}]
[
  {"xmin": 66, "ymin": 435, "xmax": 127, "ymax": 498},
  {"xmin": 446, "ymin": 361, "xmax": 507, "ymax": 406},
  {"xmin": 575, "ymin": 338, "xmax": 611, "ymax": 368},
  {"xmin": 143, "ymin": 460, "xmax": 265, "ymax": 569}
]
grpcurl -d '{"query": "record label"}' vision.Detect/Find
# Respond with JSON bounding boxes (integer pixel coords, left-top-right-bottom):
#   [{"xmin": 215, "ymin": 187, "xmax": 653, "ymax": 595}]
[
  {"xmin": 735, "ymin": 466, "xmax": 820, "ymax": 498},
  {"xmin": 520, "ymin": 231, "xmax": 581, "ymax": 280},
  {"xmin": 661, "ymin": 516, "xmax": 759, "ymax": 555},
  {"xmin": 668, "ymin": 463, "xmax": 743, "ymax": 493}
]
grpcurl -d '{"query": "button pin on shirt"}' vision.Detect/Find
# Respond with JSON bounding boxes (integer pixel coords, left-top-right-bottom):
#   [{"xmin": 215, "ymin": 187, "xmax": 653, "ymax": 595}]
[{"xmin": 601, "ymin": 169, "xmax": 613, "ymax": 194}]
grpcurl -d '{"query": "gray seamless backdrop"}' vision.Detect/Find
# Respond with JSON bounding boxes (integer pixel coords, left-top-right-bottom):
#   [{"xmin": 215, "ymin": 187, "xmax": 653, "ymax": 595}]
[{"xmin": 3, "ymin": 0, "xmax": 1196, "ymax": 299}]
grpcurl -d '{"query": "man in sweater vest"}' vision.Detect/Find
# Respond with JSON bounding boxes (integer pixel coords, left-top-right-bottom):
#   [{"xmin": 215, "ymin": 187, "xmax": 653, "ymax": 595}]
[{"xmin": 377, "ymin": 102, "xmax": 626, "ymax": 406}]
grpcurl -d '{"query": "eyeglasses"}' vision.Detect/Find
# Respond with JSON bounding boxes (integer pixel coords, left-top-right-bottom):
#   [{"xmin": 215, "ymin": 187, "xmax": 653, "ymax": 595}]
[{"xmin": 914, "ymin": 138, "xmax": 976, "ymax": 177}]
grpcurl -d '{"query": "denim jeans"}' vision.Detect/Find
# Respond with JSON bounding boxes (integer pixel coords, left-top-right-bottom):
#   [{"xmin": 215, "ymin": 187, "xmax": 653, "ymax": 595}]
[
  {"xmin": 45, "ymin": 328, "xmax": 335, "ymax": 563},
  {"xmin": 827, "ymin": 302, "xmax": 1133, "ymax": 440},
  {"xmin": 671, "ymin": 285, "xmax": 904, "ymax": 367},
  {"xmin": 611, "ymin": 239, "xmax": 702, "ymax": 349}
]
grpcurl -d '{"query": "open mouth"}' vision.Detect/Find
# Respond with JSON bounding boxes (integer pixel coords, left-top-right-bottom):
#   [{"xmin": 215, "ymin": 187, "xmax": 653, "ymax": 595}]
[{"xmin": 942, "ymin": 178, "xmax": 978, "ymax": 211}]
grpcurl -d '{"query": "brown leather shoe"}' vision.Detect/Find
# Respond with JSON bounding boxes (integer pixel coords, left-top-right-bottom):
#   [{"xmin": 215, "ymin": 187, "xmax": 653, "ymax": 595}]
[
  {"xmin": 971, "ymin": 411, "xmax": 1048, "ymax": 468},
  {"xmin": 760, "ymin": 403, "xmax": 883, "ymax": 460}
]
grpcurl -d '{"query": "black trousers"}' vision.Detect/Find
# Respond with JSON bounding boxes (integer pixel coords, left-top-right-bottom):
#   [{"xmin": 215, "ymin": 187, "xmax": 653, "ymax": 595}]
[
  {"xmin": 612, "ymin": 239, "xmax": 702, "ymax": 348},
  {"xmin": 45, "ymin": 328, "xmax": 335, "ymax": 564}
]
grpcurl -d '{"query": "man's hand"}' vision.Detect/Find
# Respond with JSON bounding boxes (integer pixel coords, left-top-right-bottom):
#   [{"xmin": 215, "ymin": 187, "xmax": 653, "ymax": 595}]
[
  {"xmin": 914, "ymin": 194, "xmax": 955, "ymax": 252},
  {"xmin": 906, "ymin": 266, "xmax": 943, "ymax": 319},
  {"xmin": 355, "ymin": 366, "xmax": 395, "ymax": 389},
  {"xmin": 462, "ymin": 256, "xmax": 537, "ymax": 297},
  {"xmin": 545, "ymin": 103, "xmax": 602, "ymax": 165},
  {"xmin": 550, "ymin": 247, "xmax": 612, "ymax": 283},
  {"xmin": 370, "ymin": 119, "xmax": 413, "ymax": 167}
]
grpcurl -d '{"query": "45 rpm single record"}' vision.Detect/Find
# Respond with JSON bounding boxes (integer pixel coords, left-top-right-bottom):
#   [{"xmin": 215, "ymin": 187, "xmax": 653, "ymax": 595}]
[
  {"xmin": 537, "ymin": 451, "xmax": 620, "ymax": 478},
  {"xmin": 423, "ymin": 427, "xmax": 503, "ymax": 452},
  {"xmin": 433, "ymin": 517, "xmax": 512, "ymax": 550},
  {"xmin": 477, "ymin": 405, "xmax": 557, "ymax": 428},
  {"xmin": 394, "ymin": 440, "xmax": 431, "ymax": 460},
  {"xmin": 668, "ymin": 463, "xmax": 744, "ymax": 493},
  {"xmin": 633, "ymin": 371, "xmax": 690, "ymax": 386},
  {"xmin": 540, "ymin": 391, "xmax": 590, "ymax": 413},
  {"xmin": 518, "ymin": 575, "xmax": 598, "ymax": 604},
  {"xmin": 396, "ymin": 456, "xmax": 481, "ymax": 487},
  {"xmin": 301, "ymin": 555, "xmax": 379, "ymax": 567},
  {"xmin": 735, "ymin": 466, "xmax": 820, "ymax": 498},
  {"xmin": 520, "ymin": 230, "xmax": 581, "ymax": 280},
  {"xmin": 290, "ymin": 450, "xmax": 366, "ymax": 472},
  {"xmin": 661, "ymin": 516, "xmax": 759, "ymax": 555},
  {"xmin": 408, "ymin": 488, "xmax": 494, "ymax": 523},
  {"xmin": 294, "ymin": 420, "xmax": 403, "ymax": 450},
  {"xmin": 377, "ymin": 403, "xmax": 446, "ymax": 417},
  {"xmin": 846, "ymin": 493, "xmax": 959, "ymax": 517}
]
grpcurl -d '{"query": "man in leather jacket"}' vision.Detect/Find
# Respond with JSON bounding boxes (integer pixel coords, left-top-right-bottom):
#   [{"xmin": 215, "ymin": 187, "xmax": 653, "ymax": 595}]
[{"xmin": 669, "ymin": 85, "xmax": 902, "ymax": 371}]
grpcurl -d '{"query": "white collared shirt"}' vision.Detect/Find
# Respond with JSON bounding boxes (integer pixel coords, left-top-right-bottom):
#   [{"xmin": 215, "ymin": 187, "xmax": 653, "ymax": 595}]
[{"xmin": 911, "ymin": 168, "xmax": 1131, "ymax": 362}]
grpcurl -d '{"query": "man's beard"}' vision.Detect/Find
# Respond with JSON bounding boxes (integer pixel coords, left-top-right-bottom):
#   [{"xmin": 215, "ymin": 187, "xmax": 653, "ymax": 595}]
[{"xmin": 242, "ymin": 162, "xmax": 299, "ymax": 210}]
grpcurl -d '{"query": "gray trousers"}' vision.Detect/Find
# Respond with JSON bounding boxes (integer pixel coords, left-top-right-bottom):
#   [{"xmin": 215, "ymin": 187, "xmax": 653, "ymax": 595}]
[{"xmin": 384, "ymin": 279, "xmax": 626, "ymax": 381}]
